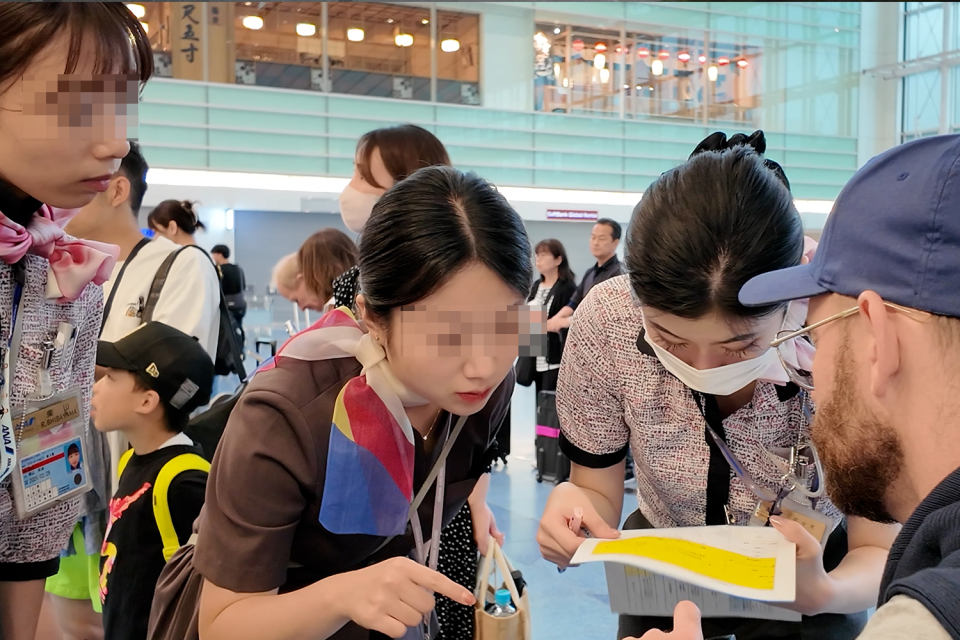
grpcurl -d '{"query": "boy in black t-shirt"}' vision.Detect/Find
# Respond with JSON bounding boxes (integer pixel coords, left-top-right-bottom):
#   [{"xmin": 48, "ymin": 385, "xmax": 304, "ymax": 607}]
[{"xmin": 93, "ymin": 322, "xmax": 215, "ymax": 640}]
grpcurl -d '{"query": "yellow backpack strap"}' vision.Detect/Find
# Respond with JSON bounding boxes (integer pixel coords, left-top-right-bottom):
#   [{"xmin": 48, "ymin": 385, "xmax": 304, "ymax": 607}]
[
  {"xmin": 153, "ymin": 453, "xmax": 210, "ymax": 562},
  {"xmin": 117, "ymin": 448, "xmax": 135, "ymax": 480}
]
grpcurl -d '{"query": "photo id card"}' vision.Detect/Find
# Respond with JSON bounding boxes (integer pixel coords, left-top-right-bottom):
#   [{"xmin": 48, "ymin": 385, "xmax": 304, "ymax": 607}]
[{"xmin": 11, "ymin": 389, "xmax": 90, "ymax": 520}]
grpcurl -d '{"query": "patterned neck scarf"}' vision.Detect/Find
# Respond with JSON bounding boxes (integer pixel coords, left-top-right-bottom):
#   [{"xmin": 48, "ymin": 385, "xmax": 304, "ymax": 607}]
[{"xmin": 260, "ymin": 307, "xmax": 434, "ymax": 536}]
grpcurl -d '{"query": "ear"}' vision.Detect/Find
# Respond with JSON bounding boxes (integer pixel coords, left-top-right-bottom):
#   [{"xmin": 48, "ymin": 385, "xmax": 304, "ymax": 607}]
[
  {"xmin": 858, "ymin": 291, "xmax": 901, "ymax": 398},
  {"xmin": 135, "ymin": 388, "xmax": 162, "ymax": 417},
  {"xmin": 111, "ymin": 176, "xmax": 131, "ymax": 209},
  {"xmin": 168, "ymin": 221, "xmax": 180, "ymax": 236},
  {"xmin": 355, "ymin": 294, "xmax": 381, "ymax": 342}
]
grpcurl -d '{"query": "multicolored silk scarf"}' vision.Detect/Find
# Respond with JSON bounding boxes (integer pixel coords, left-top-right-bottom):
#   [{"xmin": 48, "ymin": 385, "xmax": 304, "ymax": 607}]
[{"xmin": 258, "ymin": 307, "xmax": 430, "ymax": 537}]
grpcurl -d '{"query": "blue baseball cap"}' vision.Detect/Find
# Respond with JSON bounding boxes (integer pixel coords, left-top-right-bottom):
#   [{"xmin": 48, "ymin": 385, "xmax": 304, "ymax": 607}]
[{"xmin": 740, "ymin": 134, "xmax": 960, "ymax": 317}]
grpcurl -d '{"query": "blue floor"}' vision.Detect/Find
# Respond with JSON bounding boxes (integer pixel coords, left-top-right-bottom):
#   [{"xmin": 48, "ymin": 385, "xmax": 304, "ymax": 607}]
[{"xmin": 488, "ymin": 383, "xmax": 634, "ymax": 640}]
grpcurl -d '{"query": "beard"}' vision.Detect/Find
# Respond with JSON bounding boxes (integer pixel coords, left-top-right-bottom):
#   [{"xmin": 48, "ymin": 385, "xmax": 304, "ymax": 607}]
[{"xmin": 811, "ymin": 337, "xmax": 904, "ymax": 524}]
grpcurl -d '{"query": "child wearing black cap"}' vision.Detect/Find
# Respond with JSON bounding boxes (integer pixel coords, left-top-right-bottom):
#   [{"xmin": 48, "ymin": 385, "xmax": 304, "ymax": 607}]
[{"xmin": 93, "ymin": 322, "xmax": 215, "ymax": 640}]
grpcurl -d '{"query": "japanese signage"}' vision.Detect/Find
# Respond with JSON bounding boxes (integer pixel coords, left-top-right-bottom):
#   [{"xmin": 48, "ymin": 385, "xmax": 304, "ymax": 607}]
[
  {"xmin": 171, "ymin": 2, "xmax": 203, "ymax": 80},
  {"xmin": 170, "ymin": 2, "xmax": 235, "ymax": 83}
]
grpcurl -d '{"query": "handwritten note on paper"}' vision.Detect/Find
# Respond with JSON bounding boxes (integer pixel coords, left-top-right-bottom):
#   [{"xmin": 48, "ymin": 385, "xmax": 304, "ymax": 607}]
[{"xmin": 571, "ymin": 526, "xmax": 798, "ymax": 616}]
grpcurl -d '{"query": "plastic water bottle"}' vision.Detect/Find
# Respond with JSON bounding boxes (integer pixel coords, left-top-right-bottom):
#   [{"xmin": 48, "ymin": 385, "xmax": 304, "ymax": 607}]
[{"xmin": 489, "ymin": 588, "xmax": 516, "ymax": 617}]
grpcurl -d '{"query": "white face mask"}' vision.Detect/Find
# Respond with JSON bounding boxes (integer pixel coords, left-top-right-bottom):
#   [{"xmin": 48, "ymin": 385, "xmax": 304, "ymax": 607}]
[
  {"xmin": 339, "ymin": 185, "xmax": 381, "ymax": 234},
  {"xmin": 643, "ymin": 328, "xmax": 788, "ymax": 396}
]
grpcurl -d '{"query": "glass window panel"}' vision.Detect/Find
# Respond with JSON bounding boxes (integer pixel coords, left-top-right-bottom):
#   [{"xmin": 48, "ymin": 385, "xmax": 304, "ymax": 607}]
[
  {"xmin": 437, "ymin": 11, "xmax": 481, "ymax": 105},
  {"xmin": 953, "ymin": 66, "xmax": 960, "ymax": 129},
  {"xmin": 328, "ymin": 2, "xmax": 430, "ymax": 100},
  {"xmin": 232, "ymin": 2, "xmax": 322, "ymax": 90},
  {"xmin": 904, "ymin": 3, "xmax": 944, "ymax": 60},
  {"xmin": 534, "ymin": 24, "xmax": 625, "ymax": 117},
  {"xmin": 902, "ymin": 70, "xmax": 942, "ymax": 134}
]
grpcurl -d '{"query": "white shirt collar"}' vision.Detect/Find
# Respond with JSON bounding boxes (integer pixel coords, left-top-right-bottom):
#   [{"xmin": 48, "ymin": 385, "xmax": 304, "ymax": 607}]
[{"xmin": 159, "ymin": 432, "xmax": 194, "ymax": 449}]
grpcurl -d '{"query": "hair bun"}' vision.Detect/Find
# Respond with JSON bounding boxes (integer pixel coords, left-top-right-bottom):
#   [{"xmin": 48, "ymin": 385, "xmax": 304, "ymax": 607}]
[{"xmin": 689, "ymin": 130, "xmax": 789, "ymax": 192}]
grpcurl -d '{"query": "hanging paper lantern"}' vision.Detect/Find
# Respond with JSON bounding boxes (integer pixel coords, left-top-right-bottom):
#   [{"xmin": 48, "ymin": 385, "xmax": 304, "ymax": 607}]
[
  {"xmin": 658, "ymin": 49, "xmax": 670, "ymax": 59},
  {"xmin": 594, "ymin": 42, "xmax": 607, "ymax": 53},
  {"xmin": 637, "ymin": 47, "xmax": 650, "ymax": 58},
  {"xmin": 737, "ymin": 58, "xmax": 749, "ymax": 68},
  {"xmin": 572, "ymin": 39, "xmax": 584, "ymax": 52},
  {"xmin": 698, "ymin": 54, "xmax": 707, "ymax": 64},
  {"xmin": 718, "ymin": 56, "xmax": 730, "ymax": 66},
  {"xmin": 677, "ymin": 52, "xmax": 691, "ymax": 63}
]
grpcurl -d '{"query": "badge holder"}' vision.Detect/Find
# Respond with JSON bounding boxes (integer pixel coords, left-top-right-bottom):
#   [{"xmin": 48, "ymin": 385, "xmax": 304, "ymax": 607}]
[
  {"xmin": 10, "ymin": 388, "xmax": 91, "ymax": 520},
  {"xmin": 750, "ymin": 442, "xmax": 832, "ymax": 546}
]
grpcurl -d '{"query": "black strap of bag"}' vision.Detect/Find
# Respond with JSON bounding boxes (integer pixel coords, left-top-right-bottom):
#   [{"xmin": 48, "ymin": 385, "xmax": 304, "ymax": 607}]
[
  {"xmin": 100, "ymin": 237, "xmax": 151, "ymax": 335},
  {"xmin": 143, "ymin": 245, "xmax": 248, "ymax": 380}
]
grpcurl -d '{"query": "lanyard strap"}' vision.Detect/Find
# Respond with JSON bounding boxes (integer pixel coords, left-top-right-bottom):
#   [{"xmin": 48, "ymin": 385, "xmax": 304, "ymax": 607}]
[
  {"xmin": 0, "ymin": 262, "xmax": 27, "ymax": 483},
  {"xmin": 101, "ymin": 237, "xmax": 150, "ymax": 334},
  {"xmin": 410, "ymin": 463, "xmax": 445, "ymax": 571},
  {"xmin": 691, "ymin": 392, "xmax": 780, "ymax": 524}
]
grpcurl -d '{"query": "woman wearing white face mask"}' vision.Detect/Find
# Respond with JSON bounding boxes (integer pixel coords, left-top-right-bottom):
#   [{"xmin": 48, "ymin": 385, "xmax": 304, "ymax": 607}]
[
  {"xmin": 332, "ymin": 125, "xmax": 451, "ymax": 315},
  {"xmin": 537, "ymin": 132, "xmax": 900, "ymax": 640}
]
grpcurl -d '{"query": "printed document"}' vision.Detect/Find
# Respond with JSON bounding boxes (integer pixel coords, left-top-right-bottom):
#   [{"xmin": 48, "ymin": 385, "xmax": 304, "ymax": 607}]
[{"xmin": 571, "ymin": 526, "xmax": 802, "ymax": 621}]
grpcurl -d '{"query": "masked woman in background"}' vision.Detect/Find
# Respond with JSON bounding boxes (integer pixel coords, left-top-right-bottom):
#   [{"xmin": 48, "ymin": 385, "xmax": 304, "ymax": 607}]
[{"xmin": 537, "ymin": 132, "xmax": 900, "ymax": 640}]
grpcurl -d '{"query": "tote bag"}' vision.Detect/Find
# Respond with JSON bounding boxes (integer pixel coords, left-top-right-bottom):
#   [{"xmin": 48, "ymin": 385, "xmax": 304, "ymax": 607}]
[{"xmin": 474, "ymin": 539, "xmax": 531, "ymax": 640}]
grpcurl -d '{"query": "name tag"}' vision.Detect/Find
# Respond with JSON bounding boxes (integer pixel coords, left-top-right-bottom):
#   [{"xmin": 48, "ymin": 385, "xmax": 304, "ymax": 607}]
[{"xmin": 10, "ymin": 389, "xmax": 91, "ymax": 520}]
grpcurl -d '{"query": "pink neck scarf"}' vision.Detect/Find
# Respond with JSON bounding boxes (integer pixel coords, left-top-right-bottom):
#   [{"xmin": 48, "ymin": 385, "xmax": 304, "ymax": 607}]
[{"xmin": 0, "ymin": 206, "xmax": 118, "ymax": 302}]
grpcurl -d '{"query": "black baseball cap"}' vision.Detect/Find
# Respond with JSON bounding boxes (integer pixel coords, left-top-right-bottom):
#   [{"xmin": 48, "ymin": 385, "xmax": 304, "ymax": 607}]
[{"xmin": 97, "ymin": 322, "xmax": 215, "ymax": 415}]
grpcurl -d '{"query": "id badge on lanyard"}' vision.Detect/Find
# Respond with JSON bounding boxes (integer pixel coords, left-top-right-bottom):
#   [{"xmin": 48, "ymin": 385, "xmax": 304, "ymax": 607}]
[
  {"xmin": 410, "ymin": 464, "xmax": 445, "ymax": 640},
  {"xmin": 0, "ymin": 272, "xmax": 91, "ymax": 518},
  {"xmin": 10, "ymin": 388, "xmax": 91, "ymax": 519},
  {"xmin": 697, "ymin": 391, "xmax": 833, "ymax": 546}
]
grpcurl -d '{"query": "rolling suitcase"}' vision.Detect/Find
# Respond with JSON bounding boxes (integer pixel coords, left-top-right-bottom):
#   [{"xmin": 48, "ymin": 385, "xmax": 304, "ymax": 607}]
[{"xmin": 535, "ymin": 390, "xmax": 570, "ymax": 484}]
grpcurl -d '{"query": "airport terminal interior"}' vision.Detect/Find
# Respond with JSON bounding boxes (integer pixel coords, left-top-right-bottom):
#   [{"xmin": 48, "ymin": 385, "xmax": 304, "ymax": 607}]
[{"xmin": 3, "ymin": 3, "xmax": 960, "ymax": 640}]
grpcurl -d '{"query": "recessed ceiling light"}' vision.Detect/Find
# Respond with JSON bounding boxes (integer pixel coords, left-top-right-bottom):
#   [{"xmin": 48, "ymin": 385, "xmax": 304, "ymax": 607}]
[
  {"xmin": 296, "ymin": 22, "xmax": 316, "ymax": 37},
  {"xmin": 242, "ymin": 15, "xmax": 264, "ymax": 30}
]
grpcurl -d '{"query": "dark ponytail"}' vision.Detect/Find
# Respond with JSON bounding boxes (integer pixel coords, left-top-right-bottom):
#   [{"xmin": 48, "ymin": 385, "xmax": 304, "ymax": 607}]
[
  {"xmin": 148, "ymin": 200, "xmax": 206, "ymax": 235},
  {"xmin": 359, "ymin": 166, "xmax": 533, "ymax": 327},
  {"xmin": 625, "ymin": 133, "xmax": 802, "ymax": 322}
]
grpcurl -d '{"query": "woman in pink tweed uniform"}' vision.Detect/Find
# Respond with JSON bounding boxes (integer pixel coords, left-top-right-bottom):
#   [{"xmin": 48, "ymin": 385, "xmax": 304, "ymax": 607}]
[{"xmin": 0, "ymin": 5, "xmax": 152, "ymax": 640}]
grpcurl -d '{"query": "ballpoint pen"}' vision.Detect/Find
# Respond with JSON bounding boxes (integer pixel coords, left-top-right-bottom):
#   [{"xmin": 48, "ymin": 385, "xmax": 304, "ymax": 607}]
[{"xmin": 558, "ymin": 507, "xmax": 591, "ymax": 573}]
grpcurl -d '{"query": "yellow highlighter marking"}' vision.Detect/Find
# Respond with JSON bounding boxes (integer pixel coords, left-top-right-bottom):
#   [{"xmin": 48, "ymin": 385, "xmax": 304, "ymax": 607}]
[{"xmin": 592, "ymin": 537, "xmax": 777, "ymax": 590}]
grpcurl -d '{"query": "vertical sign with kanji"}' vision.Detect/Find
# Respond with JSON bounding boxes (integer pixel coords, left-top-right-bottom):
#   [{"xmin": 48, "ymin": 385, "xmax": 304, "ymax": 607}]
[
  {"xmin": 206, "ymin": 2, "xmax": 236, "ymax": 83},
  {"xmin": 171, "ymin": 2, "xmax": 204, "ymax": 80}
]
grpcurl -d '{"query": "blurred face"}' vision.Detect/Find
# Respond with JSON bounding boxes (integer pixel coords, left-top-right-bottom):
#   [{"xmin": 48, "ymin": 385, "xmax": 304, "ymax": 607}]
[
  {"xmin": 278, "ymin": 275, "xmax": 324, "ymax": 312},
  {"xmin": 361, "ymin": 262, "xmax": 526, "ymax": 417},
  {"xmin": 642, "ymin": 307, "xmax": 784, "ymax": 370},
  {"xmin": 0, "ymin": 33, "xmax": 136, "ymax": 209},
  {"xmin": 535, "ymin": 249, "xmax": 562, "ymax": 276},
  {"xmin": 806, "ymin": 294, "xmax": 902, "ymax": 524},
  {"xmin": 212, "ymin": 252, "xmax": 227, "ymax": 265},
  {"xmin": 65, "ymin": 172, "xmax": 130, "ymax": 238},
  {"xmin": 347, "ymin": 146, "xmax": 395, "ymax": 196},
  {"xmin": 589, "ymin": 223, "xmax": 619, "ymax": 261},
  {"xmin": 91, "ymin": 368, "xmax": 155, "ymax": 432}
]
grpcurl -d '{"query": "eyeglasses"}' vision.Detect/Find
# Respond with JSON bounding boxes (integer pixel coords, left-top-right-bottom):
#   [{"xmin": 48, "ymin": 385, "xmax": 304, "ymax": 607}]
[{"xmin": 770, "ymin": 302, "xmax": 932, "ymax": 391}]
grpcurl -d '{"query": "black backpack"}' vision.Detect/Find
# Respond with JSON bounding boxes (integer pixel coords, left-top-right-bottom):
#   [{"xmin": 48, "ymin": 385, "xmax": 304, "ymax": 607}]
[{"xmin": 142, "ymin": 245, "xmax": 247, "ymax": 380}]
